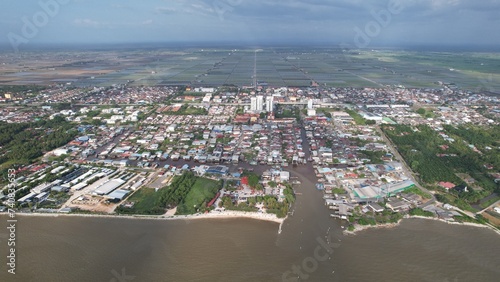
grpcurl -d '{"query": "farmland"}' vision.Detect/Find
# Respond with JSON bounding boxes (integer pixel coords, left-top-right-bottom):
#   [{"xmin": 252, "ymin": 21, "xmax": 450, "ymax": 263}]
[{"xmin": 1, "ymin": 47, "xmax": 498, "ymax": 92}]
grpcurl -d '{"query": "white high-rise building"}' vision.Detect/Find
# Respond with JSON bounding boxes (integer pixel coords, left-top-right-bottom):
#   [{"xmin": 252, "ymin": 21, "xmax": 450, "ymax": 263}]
[
  {"xmin": 308, "ymin": 99, "xmax": 313, "ymax": 109},
  {"xmin": 266, "ymin": 96, "xmax": 274, "ymax": 112},
  {"xmin": 250, "ymin": 97, "xmax": 258, "ymax": 111},
  {"xmin": 256, "ymin": 95, "xmax": 264, "ymax": 112}
]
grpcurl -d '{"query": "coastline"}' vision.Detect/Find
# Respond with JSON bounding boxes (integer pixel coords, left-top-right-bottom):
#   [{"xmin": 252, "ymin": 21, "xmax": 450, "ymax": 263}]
[
  {"xmin": 343, "ymin": 215, "xmax": 500, "ymax": 236},
  {"xmin": 9, "ymin": 210, "xmax": 285, "ymax": 224}
]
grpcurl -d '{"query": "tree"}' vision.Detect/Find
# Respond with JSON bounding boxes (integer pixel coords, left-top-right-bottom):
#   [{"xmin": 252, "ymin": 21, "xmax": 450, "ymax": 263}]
[
  {"xmin": 268, "ymin": 181, "xmax": 277, "ymax": 188},
  {"xmin": 416, "ymin": 108, "xmax": 426, "ymax": 115},
  {"xmin": 411, "ymin": 161, "xmax": 419, "ymax": 170}
]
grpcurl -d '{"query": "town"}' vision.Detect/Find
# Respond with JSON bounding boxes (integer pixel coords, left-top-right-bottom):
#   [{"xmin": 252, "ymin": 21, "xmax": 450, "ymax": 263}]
[{"xmin": 1, "ymin": 83, "xmax": 499, "ymax": 231}]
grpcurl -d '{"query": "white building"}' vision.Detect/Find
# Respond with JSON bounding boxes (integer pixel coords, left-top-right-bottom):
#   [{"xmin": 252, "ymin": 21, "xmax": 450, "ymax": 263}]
[
  {"xmin": 250, "ymin": 97, "xmax": 258, "ymax": 111},
  {"xmin": 256, "ymin": 95, "xmax": 264, "ymax": 112},
  {"xmin": 53, "ymin": 148, "xmax": 69, "ymax": 157},
  {"xmin": 308, "ymin": 99, "xmax": 313, "ymax": 109},
  {"xmin": 280, "ymin": 171, "xmax": 290, "ymax": 182},
  {"xmin": 266, "ymin": 96, "xmax": 274, "ymax": 112}
]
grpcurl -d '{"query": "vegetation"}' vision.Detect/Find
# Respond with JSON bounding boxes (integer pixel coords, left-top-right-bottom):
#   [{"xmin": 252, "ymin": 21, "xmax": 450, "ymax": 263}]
[
  {"xmin": 219, "ymin": 183, "xmax": 295, "ymax": 218},
  {"xmin": 176, "ymin": 177, "xmax": 221, "ymax": 215},
  {"xmin": 332, "ymin": 188, "xmax": 347, "ymax": 194},
  {"xmin": 275, "ymin": 105, "xmax": 300, "ymax": 121},
  {"xmin": 409, "ymin": 208, "xmax": 434, "ymax": 217},
  {"xmin": 480, "ymin": 195, "xmax": 500, "ymax": 209},
  {"xmin": 116, "ymin": 172, "xmax": 222, "ymax": 215},
  {"xmin": 241, "ymin": 171, "xmax": 260, "ymax": 188},
  {"xmin": 0, "ymin": 116, "xmax": 78, "ymax": 174},
  {"xmin": 359, "ymin": 150, "xmax": 385, "ymax": 164},
  {"xmin": 349, "ymin": 208, "xmax": 403, "ymax": 225},
  {"xmin": 453, "ymin": 213, "xmax": 489, "ymax": 225},
  {"xmin": 406, "ymin": 187, "xmax": 432, "ymax": 199},
  {"xmin": 416, "ymin": 108, "xmax": 436, "ymax": 118},
  {"xmin": 383, "ymin": 124, "xmax": 500, "ymax": 212},
  {"xmin": 0, "ymin": 85, "xmax": 47, "ymax": 96},
  {"xmin": 345, "ymin": 109, "xmax": 374, "ymax": 125},
  {"xmin": 164, "ymin": 104, "xmax": 208, "ymax": 115}
]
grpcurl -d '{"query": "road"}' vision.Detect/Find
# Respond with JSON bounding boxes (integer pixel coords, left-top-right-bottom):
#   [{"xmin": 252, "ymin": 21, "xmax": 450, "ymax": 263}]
[{"xmin": 476, "ymin": 197, "xmax": 500, "ymax": 215}]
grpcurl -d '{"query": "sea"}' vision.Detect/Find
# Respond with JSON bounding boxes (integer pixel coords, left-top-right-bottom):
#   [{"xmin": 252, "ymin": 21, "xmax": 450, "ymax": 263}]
[
  {"xmin": 1, "ymin": 165, "xmax": 499, "ymax": 282},
  {"xmin": 1, "ymin": 129, "xmax": 499, "ymax": 282}
]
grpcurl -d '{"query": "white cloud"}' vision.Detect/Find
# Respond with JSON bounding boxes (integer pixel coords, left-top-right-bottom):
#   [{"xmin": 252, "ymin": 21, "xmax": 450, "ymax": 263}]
[{"xmin": 73, "ymin": 18, "xmax": 101, "ymax": 27}]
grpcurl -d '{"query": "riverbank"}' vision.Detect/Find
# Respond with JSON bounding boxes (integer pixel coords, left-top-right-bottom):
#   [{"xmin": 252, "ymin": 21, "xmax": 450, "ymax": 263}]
[
  {"xmin": 11, "ymin": 210, "xmax": 285, "ymax": 224},
  {"xmin": 343, "ymin": 215, "xmax": 500, "ymax": 236}
]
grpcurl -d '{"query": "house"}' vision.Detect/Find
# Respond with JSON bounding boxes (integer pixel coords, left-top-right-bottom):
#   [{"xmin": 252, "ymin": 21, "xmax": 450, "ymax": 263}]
[
  {"xmin": 453, "ymin": 185, "xmax": 468, "ymax": 193},
  {"xmin": 386, "ymin": 200, "xmax": 410, "ymax": 212},
  {"xmin": 368, "ymin": 203, "xmax": 384, "ymax": 213},
  {"xmin": 438, "ymin": 182, "xmax": 455, "ymax": 190},
  {"xmin": 205, "ymin": 165, "xmax": 229, "ymax": 176},
  {"xmin": 280, "ymin": 171, "xmax": 290, "ymax": 182}
]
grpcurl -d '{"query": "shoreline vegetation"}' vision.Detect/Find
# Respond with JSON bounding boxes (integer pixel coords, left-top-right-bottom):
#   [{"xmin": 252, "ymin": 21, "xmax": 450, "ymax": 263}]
[{"xmin": 343, "ymin": 215, "xmax": 500, "ymax": 236}]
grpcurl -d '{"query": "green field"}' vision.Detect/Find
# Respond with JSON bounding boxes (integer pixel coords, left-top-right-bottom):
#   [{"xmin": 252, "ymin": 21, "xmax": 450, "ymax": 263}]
[
  {"xmin": 116, "ymin": 172, "xmax": 221, "ymax": 215},
  {"xmin": 119, "ymin": 187, "xmax": 164, "ymax": 215},
  {"xmin": 176, "ymin": 177, "xmax": 220, "ymax": 215},
  {"xmin": 3, "ymin": 47, "xmax": 499, "ymax": 91}
]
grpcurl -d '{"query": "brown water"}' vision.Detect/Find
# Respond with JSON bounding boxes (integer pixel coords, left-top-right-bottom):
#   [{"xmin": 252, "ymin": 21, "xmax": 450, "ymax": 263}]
[
  {"xmin": 1, "ymin": 129, "xmax": 499, "ymax": 281},
  {"xmin": 1, "ymin": 165, "xmax": 499, "ymax": 282},
  {"xmin": 0, "ymin": 215, "xmax": 499, "ymax": 282}
]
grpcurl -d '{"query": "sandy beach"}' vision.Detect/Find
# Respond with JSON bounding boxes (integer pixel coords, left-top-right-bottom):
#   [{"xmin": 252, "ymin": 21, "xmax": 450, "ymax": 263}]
[{"xmin": 11, "ymin": 210, "xmax": 285, "ymax": 224}]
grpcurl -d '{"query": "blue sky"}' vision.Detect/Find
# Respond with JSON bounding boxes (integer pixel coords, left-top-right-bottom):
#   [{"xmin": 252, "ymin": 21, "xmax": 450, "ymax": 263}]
[{"xmin": 1, "ymin": 0, "xmax": 500, "ymax": 49}]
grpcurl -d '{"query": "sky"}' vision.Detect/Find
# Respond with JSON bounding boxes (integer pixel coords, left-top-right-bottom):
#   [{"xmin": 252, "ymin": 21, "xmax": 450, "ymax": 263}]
[{"xmin": 1, "ymin": 0, "xmax": 500, "ymax": 50}]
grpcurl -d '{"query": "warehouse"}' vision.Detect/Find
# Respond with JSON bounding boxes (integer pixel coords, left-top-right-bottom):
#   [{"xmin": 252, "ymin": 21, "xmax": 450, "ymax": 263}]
[
  {"xmin": 106, "ymin": 189, "xmax": 129, "ymax": 201},
  {"xmin": 93, "ymin": 179, "xmax": 125, "ymax": 195}
]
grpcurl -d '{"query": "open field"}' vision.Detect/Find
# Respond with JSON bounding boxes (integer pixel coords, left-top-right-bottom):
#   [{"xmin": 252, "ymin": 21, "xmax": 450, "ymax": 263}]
[
  {"xmin": 116, "ymin": 174, "xmax": 221, "ymax": 215},
  {"xmin": 1, "ymin": 47, "xmax": 499, "ymax": 92}
]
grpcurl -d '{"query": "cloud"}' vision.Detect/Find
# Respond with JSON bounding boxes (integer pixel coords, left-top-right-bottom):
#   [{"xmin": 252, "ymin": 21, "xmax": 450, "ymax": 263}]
[
  {"xmin": 155, "ymin": 7, "xmax": 177, "ymax": 15},
  {"xmin": 73, "ymin": 18, "xmax": 101, "ymax": 28},
  {"xmin": 1, "ymin": 0, "xmax": 499, "ymax": 46}
]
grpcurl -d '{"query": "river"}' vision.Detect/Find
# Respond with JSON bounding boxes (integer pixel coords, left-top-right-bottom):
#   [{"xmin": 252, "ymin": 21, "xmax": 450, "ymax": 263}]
[{"xmin": 1, "ymin": 128, "xmax": 499, "ymax": 281}]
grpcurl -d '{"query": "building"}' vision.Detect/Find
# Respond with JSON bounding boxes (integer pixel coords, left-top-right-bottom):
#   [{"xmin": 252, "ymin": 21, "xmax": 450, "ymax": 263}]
[
  {"xmin": 205, "ymin": 165, "xmax": 229, "ymax": 176},
  {"xmin": 250, "ymin": 97, "xmax": 258, "ymax": 111},
  {"xmin": 93, "ymin": 179, "xmax": 125, "ymax": 195},
  {"xmin": 256, "ymin": 95, "xmax": 264, "ymax": 111},
  {"xmin": 368, "ymin": 203, "xmax": 384, "ymax": 212},
  {"xmin": 280, "ymin": 171, "xmax": 290, "ymax": 182},
  {"xmin": 106, "ymin": 189, "xmax": 129, "ymax": 201},
  {"xmin": 266, "ymin": 96, "xmax": 274, "ymax": 112},
  {"xmin": 386, "ymin": 200, "xmax": 410, "ymax": 211},
  {"xmin": 308, "ymin": 99, "xmax": 313, "ymax": 109}
]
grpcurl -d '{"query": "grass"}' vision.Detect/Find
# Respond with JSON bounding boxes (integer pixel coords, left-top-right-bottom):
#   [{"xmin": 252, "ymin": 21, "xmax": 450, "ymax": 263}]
[
  {"xmin": 120, "ymin": 187, "xmax": 164, "ymax": 215},
  {"xmin": 332, "ymin": 188, "xmax": 347, "ymax": 194},
  {"xmin": 345, "ymin": 109, "xmax": 367, "ymax": 125},
  {"xmin": 176, "ymin": 178, "xmax": 220, "ymax": 215},
  {"xmin": 480, "ymin": 195, "xmax": 500, "ymax": 209},
  {"xmin": 118, "ymin": 175, "xmax": 222, "ymax": 215},
  {"xmin": 409, "ymin": 208, "xmax": 434, "ymax": 217},
  {"xmin": 406, "ymin": 187, "xmax": 433, "ymax": 199}
]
